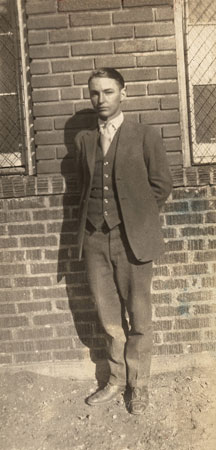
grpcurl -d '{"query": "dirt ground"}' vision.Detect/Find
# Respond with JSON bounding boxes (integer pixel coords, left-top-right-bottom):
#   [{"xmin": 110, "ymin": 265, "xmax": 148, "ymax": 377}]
[{"xmin": 0, "ymin": 366, "xmax": 216, "ymax": 450}]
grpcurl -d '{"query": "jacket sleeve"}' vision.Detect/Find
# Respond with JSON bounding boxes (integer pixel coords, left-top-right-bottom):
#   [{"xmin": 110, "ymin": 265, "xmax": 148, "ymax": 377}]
[{"xmin": 143, "ymin": 126, "xmax": 173, "ymax": 209}]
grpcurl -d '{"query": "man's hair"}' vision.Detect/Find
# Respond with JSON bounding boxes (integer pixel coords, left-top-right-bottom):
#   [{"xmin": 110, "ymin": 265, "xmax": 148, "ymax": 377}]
[{"xmin": 88, "ymin": 67, "xmax": 125, "ymax": 89}]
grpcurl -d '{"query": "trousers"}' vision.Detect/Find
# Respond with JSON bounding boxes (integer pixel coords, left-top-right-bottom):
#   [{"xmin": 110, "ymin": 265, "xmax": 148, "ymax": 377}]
[{"xmin": 83, "ymin": 223, "xmax": 153, "ymax": 388}]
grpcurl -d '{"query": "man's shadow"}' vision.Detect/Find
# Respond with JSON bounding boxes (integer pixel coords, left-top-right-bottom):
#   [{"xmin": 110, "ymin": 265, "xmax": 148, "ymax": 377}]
[{"xmin": 57, "ymin": 109, "xmax": 109, "ymax": 387}]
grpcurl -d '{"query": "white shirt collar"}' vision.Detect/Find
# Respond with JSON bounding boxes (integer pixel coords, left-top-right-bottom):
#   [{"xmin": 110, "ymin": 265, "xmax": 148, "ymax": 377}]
[{"xmin": 98, "ymin": 111, "xmax": 124, "ymax": 131}]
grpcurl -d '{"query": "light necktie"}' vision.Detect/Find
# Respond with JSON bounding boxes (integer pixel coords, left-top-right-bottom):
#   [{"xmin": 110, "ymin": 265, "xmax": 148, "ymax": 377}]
[{"xmin": 100, "ymin": 123, "xmax": 113, "ymax": 156}]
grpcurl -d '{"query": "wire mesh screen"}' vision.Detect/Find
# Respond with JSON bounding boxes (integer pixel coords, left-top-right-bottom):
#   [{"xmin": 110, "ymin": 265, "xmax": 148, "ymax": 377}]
[
  {"xmin": 0, "ymin": 0, "xmax": 24, "ymax": 169},
  {"xmin": 185, "ymin": 0, "xmax": 216, "ymax": 164}
]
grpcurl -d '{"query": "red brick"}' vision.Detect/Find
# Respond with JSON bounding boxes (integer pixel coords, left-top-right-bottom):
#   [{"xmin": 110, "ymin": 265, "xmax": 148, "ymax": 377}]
[
  {"xmin": 0, "ymin": 355, "xmax": 12, "ymax": 364},
  {"xmin": 92, "ymin": 25, "xmax": 133, "ymax": 40},
  {"xmin": 164, "ymin": 138, "xmax": 181, "ymax": 151},
  {"xmin": 50, "ymin": 28, "xmax": 91, "ymax": 43},
  {"xmin": 30, "ymin": 61, "xmax": 50, "ymax": 75},
  {"xmin": 37, "ymin": 160, "xmax": 64, "ymax": 174},
  {"xmin": 113, "ymin": 7, "xmax": 153, "ymax": 23},
  {"xmin": 126, "ymin": 84, "xmax": 148, "ymax": 96},
  {"xmin": 194, "ymin": 251, "xmax": 216, "ymax": 262},
  {"xmin": 33, "ymin": 313, "xmax": 72, "ymax": 325},
  {"xmin": 36, "ymin": 146, "xmax": 56, "ymax": 160},
  {"xmin": 30, "ymin": 45, "xmax": 69, "ymax": 59},
  {"xmin": 182, "ymin": 226, "xmax": 215, "ymax": 237},
  {"xmin": 30, "ymin": 262, "xmax": 61, "ymax": 274},
  {"xmin": 32, "ymin": 74, "xmax": 72, "ymax": 88},
  {"xmin": 35, "ymin": 338, "xmax": 73, "ymax": 351},
  {"xmin": 95, "ymin": 55, "xmax": 135, "ymax": 68},
  {"xmin": 115, "ymin": 39, "xmax": 155, "ymax": 53},
  {"xmin": 141, "ymin": 110, "xmax": 179, "ymax": 124},
  {"xmin": 20, "ymin": 235, "xmax": 57, "ymax": 247},
  {"xmin": 0, "ymin": 329, "xmax": 12, "ymax": 340},
  {"xmin": 8, "ymin": 197, "xmax": 46, "ymax": 209},
  {"xmin": 0, "ymin": 316, "xmax": 28, "ymax": 328},
  {"xmin": 149, "ymin": 81, "xmax": 178, "ymax": 95},
  {"xmin": 157, "ymin": 36, "xmax": 176, "ymax": 51},
  {"xmin": 74, "ymin": 100, "xmax": 93, "ymax": 113},
  {"xmin": 161, "ymin": 96, "xmax": 179, "ymax": 109},
  {"xmin": 8, "ymin": 223, "xmax": 45, "ymax": 235},
  {"xmin": 33, "ymin": 286, "xmax": 68, "ymax": 300},
  {"xmin": 162, "ymin": 123, "xmax": 181, "ymax": 137},
  {"xmin": 26, "ymin": 249, "xmax": 43, "ymax": 260},
  {"xmin": 52, "ymin": 58, "xmax": 93, "ymax": 73},
  {"xmin": 58, "ymin": 0, "xmax": 121, "ymax": 10},
  {"xmin": 14, "ymin": 328, "xmax": 53, "ymax": 340},
  {"xmin": 28, "ymin": 30, "xmax": 48, "ymax": 45},
  {"xmin": 0, "ymin": 250, "xmax": 25, "ymax": 263},
  {"xmin": 135, "ymin": 22, "xmax": 174, "ymax": 37},
  {"xmin": 26, "ymin": 1, "xmax": 57, "ymax": 14},
  {"xmin": 159, "ymin": 67, "xmax": 177, "ymax": 79},
  {"xmin": 18, "ymin": 302, "xmax": 52, "ymax": 313},
  {"xmin": 34, "ymin": 118, "xmax": 54, "ymax": 131},
  {"xmin": 167, "ymin": 152, "xmax": 182, "ymax": 166},
  {"xmin": 173, "ymin": 264, "xmax": 208, "ymax": 276},
  {"xmin": 69, "ymin": 12, "xmax": 111, "ymax": 27},
  {"xmin": 137, "ymin": 53, "xmax": 176, "ymax": 67},
  {"xmin": 164, "ymin": 331, "xmax": 200, "ymax": 343},
  {"xmin": 123, "ymin": 0, "xmax": 173, "ymax": 5},
  {"xmin": 123, "ymin": 97, "xmax": 159, "ymax": 111},
  {"xmin": 205, "ymin": 212, "xmax": 216, "ymax": 223},
  {"xmin": 188, "ymin": 239, "xmax": 205, "ymax": 251},
  {"xmin": 53, "ymin": 349, "xmax": 88, "ymax": 360},
  {"xmin": 0, "ymin": 341, "xmax": 35, "ymax": 353},
  {"xmin": 155, "ymin": 6, "xmax": 174, "ymax": 21},
  {"xmin": 0, "ymin": 264, "xmax": 27, "ymax": 276},
  {"xmin": 164, "ymin": 202, "xmax": 188, "ymax": 213},
  {"xmin": 0, "ymin": 303, "xmax": 16, "ymax": 315},
  {"xmin": 209, "ymin": 240, "xmax": 216, "ymax": 249},
  {"xmin": 153, "ymin": 278, "xmax": 188, "ymax": 290},
  {"xmin": 14, "ymin": 352, "xmax": 52, "ymax": 363},
  {"xmin": 61, "ymin": 87, "xmax": 81, "ymax": 100},
  {"xmin": 27, "ymin": 15, "xmax": 68, "ymax": 30},
  {"xmin": 33, "ymin": 102, "xmax": 74, "ymax": 117},
  {"xmin": 0, "ymin": 290, "xmax": 31, "ymax": 303},
  {"xmin": 0, "ymin": 237, "xmax": 18, "ymax": 248},
  {"xmin": 35, "ymin": 131, "xmax": 64, "ymax": 146},
  {"xmin": 73, "ymin": 72, "xmax": 94, "ymax": 85},
  {"xmin": 72, "ymin": 41, "xmax": 113, "ymax": 56},
  {"xmin": 152, "ymin": 293, "xmax": 172, "ymax": 304},
  {"xmin": 188, "ymin": 342, "xmax": 216, "ymax": 353},
  {"xmin": 174, "ymin": 318, "xmax": 209, "ymax": 330},
  {"xmin": 14, "ymin": 276, "xmax": 52, "ymax": 288},
  {"xmin": 153, "ymin": 344, "xmax": 183, "ymax": 355}
]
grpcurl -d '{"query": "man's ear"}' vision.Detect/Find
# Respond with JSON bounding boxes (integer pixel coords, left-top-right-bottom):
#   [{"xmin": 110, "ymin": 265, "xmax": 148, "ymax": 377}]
[{"xmin": 120, "ymin": 87, "xmax": 126, "ymax": 102}]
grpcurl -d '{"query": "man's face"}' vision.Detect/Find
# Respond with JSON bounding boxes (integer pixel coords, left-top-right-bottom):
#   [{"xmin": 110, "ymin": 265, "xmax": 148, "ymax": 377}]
[{"xmin": 89, "ymin": 76, "xmax": 126, "ymax": 121}]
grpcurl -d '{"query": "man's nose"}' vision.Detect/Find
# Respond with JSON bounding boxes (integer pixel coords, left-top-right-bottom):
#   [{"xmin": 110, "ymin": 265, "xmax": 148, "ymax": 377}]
[{"xmin": 98, "ymin": 92, "xmax": 105, "ymax": 103}]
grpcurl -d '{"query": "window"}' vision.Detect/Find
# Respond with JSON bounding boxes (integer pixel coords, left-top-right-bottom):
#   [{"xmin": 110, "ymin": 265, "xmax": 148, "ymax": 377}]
[
  {"xmin": 0, "ymin": 0, "xmax": 35, "ymax": 175},
  {"xmin": 174, "ymin": 0, "xmax": 216, "ymax": 166}
]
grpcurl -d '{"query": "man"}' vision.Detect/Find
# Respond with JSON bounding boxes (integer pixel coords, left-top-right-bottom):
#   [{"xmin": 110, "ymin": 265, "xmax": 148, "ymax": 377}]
[{"xmin": 74, "ymin": 68, "xmax": 172, "ymax": 415}]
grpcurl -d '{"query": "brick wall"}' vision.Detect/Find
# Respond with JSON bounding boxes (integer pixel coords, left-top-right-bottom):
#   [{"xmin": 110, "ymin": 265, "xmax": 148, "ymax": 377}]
[{"xmin": 0, "ymin": 0, "xmax": 216, "ymax": 370}]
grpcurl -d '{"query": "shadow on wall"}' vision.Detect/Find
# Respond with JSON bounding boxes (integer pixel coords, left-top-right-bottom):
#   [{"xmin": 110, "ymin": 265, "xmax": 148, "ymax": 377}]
[{"xmin": 57, "ymin": 109, "xmax": 109, "ymax": 386}]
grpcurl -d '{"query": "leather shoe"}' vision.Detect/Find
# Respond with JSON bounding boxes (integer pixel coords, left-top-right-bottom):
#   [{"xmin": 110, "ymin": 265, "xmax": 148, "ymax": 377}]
[
  {"xmin": 86, "ymin": 383, "xmax": 124, "ymax": 406},
  {"xmin": 129, "ymin": 386, "xmax": 149, "ymax": 415}
]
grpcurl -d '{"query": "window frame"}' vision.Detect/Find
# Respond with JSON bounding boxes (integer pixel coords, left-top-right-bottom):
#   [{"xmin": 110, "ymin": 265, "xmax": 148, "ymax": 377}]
[{"xmin": 0, "ymin": 0, "xmax": 36, "ymax": 176}]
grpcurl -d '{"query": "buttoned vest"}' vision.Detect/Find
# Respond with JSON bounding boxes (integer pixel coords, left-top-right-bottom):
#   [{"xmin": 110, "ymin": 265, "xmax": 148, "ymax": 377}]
[{"xmin": 87, "ymin": 129, "xmax": 122, "ymax": 229}]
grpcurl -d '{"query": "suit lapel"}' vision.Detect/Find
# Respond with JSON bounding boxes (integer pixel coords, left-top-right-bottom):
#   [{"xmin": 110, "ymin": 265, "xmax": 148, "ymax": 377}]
[{"xmin": 115, "ymin": 120, "xmax": 137, "ymax": 170}]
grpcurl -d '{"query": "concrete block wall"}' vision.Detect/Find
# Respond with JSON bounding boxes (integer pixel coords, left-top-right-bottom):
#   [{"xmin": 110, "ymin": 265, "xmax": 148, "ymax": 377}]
[{"xmin": 0, "ymin": 0, "xmax": 216, "ymax": 370}]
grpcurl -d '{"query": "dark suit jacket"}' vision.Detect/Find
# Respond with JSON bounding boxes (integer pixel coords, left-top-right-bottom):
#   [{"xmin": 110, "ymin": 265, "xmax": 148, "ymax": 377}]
[{"xmin": 75, "ymin": 119, "xmax": 173, "ymax": 262}]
